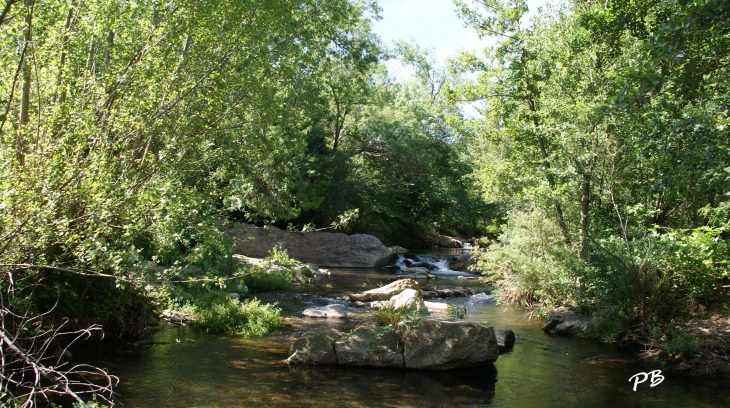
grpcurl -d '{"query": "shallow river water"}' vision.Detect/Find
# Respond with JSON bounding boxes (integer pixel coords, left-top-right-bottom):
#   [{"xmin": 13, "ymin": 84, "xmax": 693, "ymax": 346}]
[{"xmin": 83, "ymin": 255, "xmax": 730, "ymax": 407}]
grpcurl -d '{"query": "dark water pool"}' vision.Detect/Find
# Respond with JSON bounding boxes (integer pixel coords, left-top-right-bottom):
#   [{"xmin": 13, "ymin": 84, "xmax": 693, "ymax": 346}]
[{"xmin": 81, "ymin": 267, "xmax": 730, "ymax": 407}]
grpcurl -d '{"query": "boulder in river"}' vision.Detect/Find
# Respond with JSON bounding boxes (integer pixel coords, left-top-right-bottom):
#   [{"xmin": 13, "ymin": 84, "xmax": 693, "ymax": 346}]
[
  {"xmin": 542, "ymin": 306, "xmax": 597, "ymax": 335},
  {"xmin": 390, "ymin": 289, "xmax": 428, "ymax": 314},
  {"xmin": 223, "ymin": 223, "xmax": 394, "ymax": 268},
  {"xmin": 345, "ymin": 279, "xmax": 420, "ymax": 302},
  {"xmin": 403, "ymin": 266, "xmax": 430, "ymax": 274},
  {"xmin": 288, "ymin": 328, "xmax": 342, "ymax": 365},
  {"xmin": 286, "ymin": 319, "xmax": 500, "ymax": 370},
  {"xmin": 371, "ymin": 289, "xmax": 429, "ymax": 315},
  {"xmin": 423, "ymin": 301, "xmax": 450, "ymax": 311},
  {"xmin": 495, "ymin": 329, "xmax": 516, "ymax": 353},
  {"xmin": 303, "ymin": 263, "xmax": 326, "ymax": 276},
  {"xmin": 422, "ymin": 287, "xmax": 476, "ymax": 299},
  {"xmin": 334, "ymin": 327, "xmax": 404, "ymax": 367},
  {"xmin": 403, "ymin": 320, "xmax": 499, "ymax": 370},
  {"xmin": 302, "ymin": 304, "xmax": 348, "ymax": 319}
]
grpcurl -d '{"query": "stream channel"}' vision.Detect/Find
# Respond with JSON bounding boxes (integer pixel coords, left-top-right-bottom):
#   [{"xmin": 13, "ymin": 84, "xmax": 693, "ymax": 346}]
[{"xmin": 82, "ymin": 249, "xmax": 730, "ymax": 407}]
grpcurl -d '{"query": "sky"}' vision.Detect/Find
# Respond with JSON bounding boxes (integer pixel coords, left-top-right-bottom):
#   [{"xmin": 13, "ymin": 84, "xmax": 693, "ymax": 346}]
[{"xmin": 370, "ymin": 0, "xmax": 548, "ymax": 80}]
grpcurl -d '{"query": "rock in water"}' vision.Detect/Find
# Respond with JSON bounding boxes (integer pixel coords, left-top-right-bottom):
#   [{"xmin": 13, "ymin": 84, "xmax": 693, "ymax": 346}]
[
  {"xmin": 302, "ymin": 304, "xmax": 347, "ymax": 319},
  {"xmin": 355, "ymin": 279, "xmax": 420, "ymax": 301},
  {"xmin": 334, "ymin": 327, "xmax": 404, "ymax": 367},
  {"xmin": 423, "ymin": 301, "xmax": 450, "ymax": 311},
  {"xmin": 403, "ymin": 320, "xmax": 499, "ymax": 370},
  {"xmin": 286, "ymin": 350, "xmax": 310, "ymax": 366},
  {"xmin": 285, "ymin": 320, "xmax": 500, "ymax": 370},
  {"xmin": 225, "ymin": 223, "xmax": 394, "ymax": 267},
  {"xmin": 495, "ymin": 329, "xmax": 515, "ymax": 353},
  {"xmin": 303, "ymin": 263, "xmax": 325, "ymax": 276},
  {"xmin": 403, "ymin": 266, "xmax": 430, "ymax": 274},
  {"xmin": 288, "ymin": 329, "xmax": 342, "ymax": 366},
  {"xmin": 390, "ymin": 289, "xmax": 428, "ymax": 314},
  {"xmin": 542, "ymin": 306, "xmax": 596, "ymax": 335}
]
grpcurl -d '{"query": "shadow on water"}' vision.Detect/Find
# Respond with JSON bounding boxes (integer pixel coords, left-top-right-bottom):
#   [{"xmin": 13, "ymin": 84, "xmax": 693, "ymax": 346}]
[{"xmin": 286, "ymin": 365, "xmax": 496, "ymax": 407}]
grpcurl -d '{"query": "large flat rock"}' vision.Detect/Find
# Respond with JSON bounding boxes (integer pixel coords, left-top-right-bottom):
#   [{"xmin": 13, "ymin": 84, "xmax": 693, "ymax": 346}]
[
  {"xmin": 403, "ymin": 320, "xmax": 499, "ymax": 370},
  {"xmin": 224, "ymin": 223, "xmax": 393, "ymax": 267},
  {"xmin": 286, "ymin": 320, "xmax": 500, "ymax": 370},
  {"xmin": 334, "ymin": 327, "xmax": 404, "ymax": 367}
]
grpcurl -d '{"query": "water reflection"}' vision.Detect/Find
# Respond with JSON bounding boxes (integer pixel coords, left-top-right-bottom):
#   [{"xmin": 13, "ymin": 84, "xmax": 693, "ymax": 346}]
[{"xmin": 286, "ymin": 365, "xmax": 496, "ymax": 407}]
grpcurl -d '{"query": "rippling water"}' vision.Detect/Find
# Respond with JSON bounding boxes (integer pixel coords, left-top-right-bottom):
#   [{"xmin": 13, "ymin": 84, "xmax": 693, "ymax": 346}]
[{"xmin": 80, "ymin": 266, "xmax": 730, "ymax": 407}]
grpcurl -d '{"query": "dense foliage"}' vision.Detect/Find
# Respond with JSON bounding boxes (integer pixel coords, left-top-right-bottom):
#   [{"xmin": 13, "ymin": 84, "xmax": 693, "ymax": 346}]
[
  {"xmin": 0, "ymin": 0, "xmax": 485, "ymax": 336},
  {"xmin": 455, "ymin": 0, "xmax": 729, "ymax": 338},
  {"xmin": 0, "ymin": 2, "xmax": 488, "ymax": 405}
]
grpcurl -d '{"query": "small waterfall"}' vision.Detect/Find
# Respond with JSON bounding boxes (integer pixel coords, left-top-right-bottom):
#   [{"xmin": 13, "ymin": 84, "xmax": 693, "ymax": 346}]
[
  {"xmin": 463, "ymin": 243, "xmax": 473, "ymax": 249},
  {"xmin": 395, "ymin": 254, "xmax": 466, "ymax": 276},
  {"xmin": 394, "ymin": 254, "xmax": 407, "ymax": 269}
]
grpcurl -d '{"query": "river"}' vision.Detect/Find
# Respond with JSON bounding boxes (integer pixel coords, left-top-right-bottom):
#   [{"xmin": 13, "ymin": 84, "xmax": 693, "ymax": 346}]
[{"xmin": 80, "ymin": 252, "xmax": 730, "ymax": 407}]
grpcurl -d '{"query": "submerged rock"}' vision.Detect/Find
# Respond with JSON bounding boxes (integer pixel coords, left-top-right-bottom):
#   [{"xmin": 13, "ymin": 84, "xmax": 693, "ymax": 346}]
[{"xmin": 403, "ymin": 266, "xmax": 429, "ymax": 274}]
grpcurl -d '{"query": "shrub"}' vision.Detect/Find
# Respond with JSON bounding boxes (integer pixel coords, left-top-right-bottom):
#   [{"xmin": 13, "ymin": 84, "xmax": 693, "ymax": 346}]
[
  {"xmin": 376, "ymin": 305, "xmax": 408, "ymax": 327},
  {"xmin": 299, "ymin": 266, "xmax": 314, "ymax": 278},
  {"xmin": 241, "ymin": 245, "xmax": 305, "ymax": 293},
  {"xmin": 655, "ymin": 327, "xmax": 700, "ymax": 357},
  {"xmin": 473, "ymin": 208, "xmax": 579, "ymax": 315},
  {"xmin": 242, "ymin": 268, "xmax": 293, "ymax": 293},
  {"xmin": 182, "ymin": 291, "xmax": 282, "ymax": 336},
  {"xmin": 267, "ymin": 244, "xmax": 300, "ymax": 268},
  {"xmin": 447, "ymin": 304, "xmax": 467, "ymax": 320}
]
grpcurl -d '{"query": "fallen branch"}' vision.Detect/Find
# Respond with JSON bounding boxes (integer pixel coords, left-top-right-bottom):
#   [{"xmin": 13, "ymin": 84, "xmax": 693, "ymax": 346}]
[{"xmin": 1, "ymin": 276, "xmax": 119, "ymax": 407}]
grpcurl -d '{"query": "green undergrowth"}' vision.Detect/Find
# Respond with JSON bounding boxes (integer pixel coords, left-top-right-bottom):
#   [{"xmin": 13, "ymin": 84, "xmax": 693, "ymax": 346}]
[
  {"xmin": 180, "ymin": 291, "xmax": 282, "ymax": 336},
  {"xmin": 241, "ymin": 245, "xmax": 304, "ymax": 293},
  {"xmin": 151, "ymin": 246, "xmax": 310, "ymax": 336},
  {"xmin": 373, "ymin": 305, "xmax": 428, "ymax": 343}
]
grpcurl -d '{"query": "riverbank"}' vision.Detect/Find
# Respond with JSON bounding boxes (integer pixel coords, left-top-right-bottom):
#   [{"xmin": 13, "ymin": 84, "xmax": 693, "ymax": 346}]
[
  {"xmin": 539, "ymin": 303, "xmax": 730, "ymax": 378},
  {"xmin": 636, "ymin": 314, "xmax": 730, "ymax": 377}
]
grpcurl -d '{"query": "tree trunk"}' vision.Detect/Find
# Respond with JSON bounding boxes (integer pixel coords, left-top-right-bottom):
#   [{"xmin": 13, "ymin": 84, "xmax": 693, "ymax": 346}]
[
  {"xmin": 527, "ymin": 97, "xmax": 569, "ymax": 242},
  {"xmin": 54, "ymin": 7, "xmax": 73, "ymax": 104},
  {"xmin": 17, "ymin": 0, "xmax": 34, "ymax": 166},
  {"xmin": 579, "ymin": 157, "xmax": 592, "ymax": 255},
  {"xmin": 0, "ymin": 0, "xmax": 18, "ymax": 27}
]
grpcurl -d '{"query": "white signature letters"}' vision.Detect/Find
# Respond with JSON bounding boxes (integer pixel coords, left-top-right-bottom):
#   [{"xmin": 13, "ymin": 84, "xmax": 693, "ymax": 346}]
[{"xmin": 629, "ymin": 370, "xmax": 664, "ymax": 391}]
